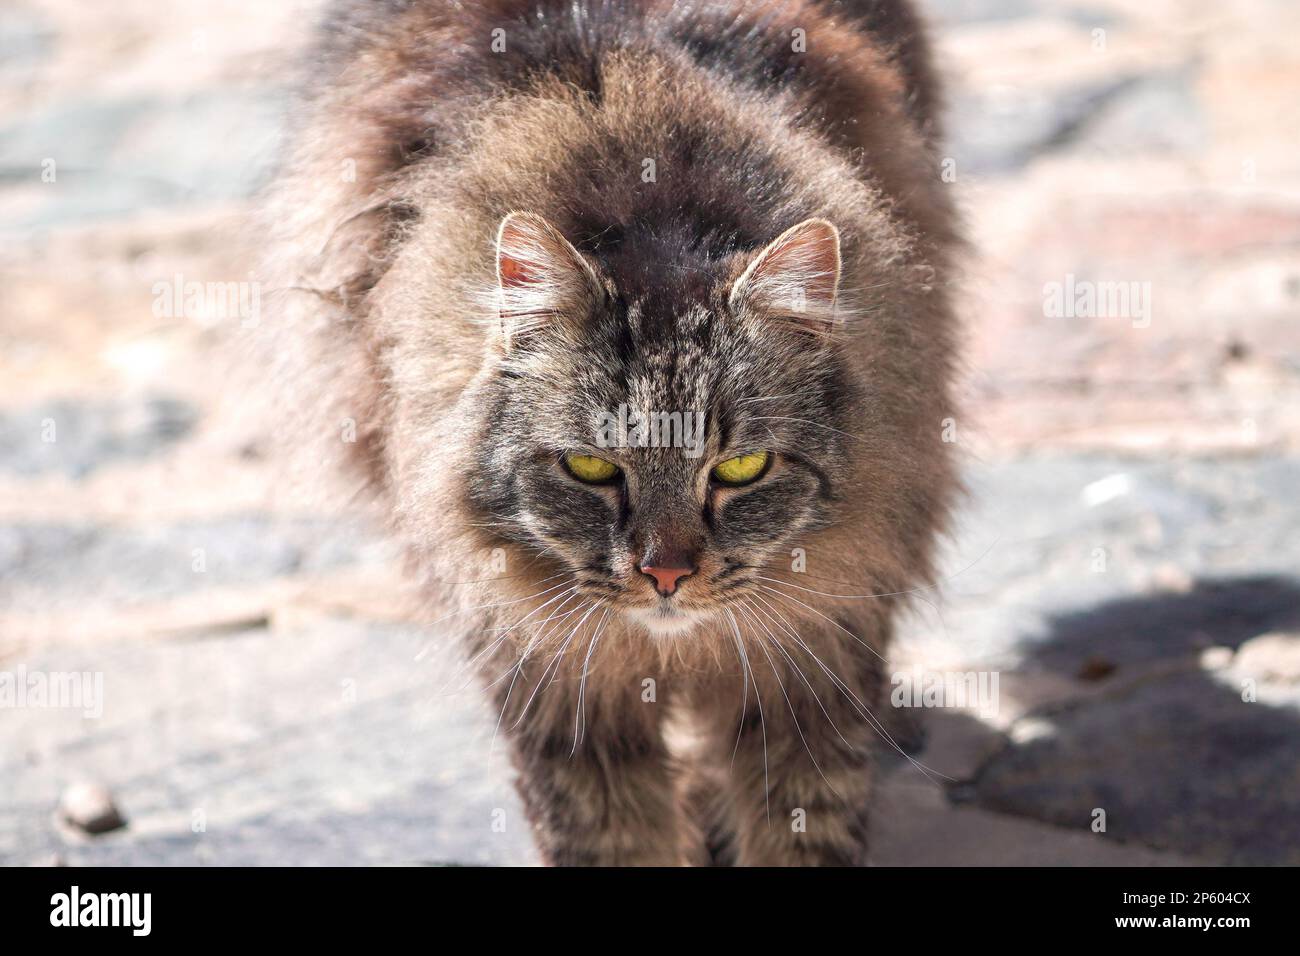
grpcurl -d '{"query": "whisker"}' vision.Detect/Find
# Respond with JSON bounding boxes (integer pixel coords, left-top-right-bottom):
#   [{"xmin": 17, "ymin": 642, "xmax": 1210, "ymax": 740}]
[
  {"xmin": 484, "ymin": 592, "xmax": 588, "ymax": 691},
  {"xmin": 571, "ymin": 607, "xmax": 612, "ymax": 756},
  {"xmin": 447, "ymin": 590, "xmax": 583, "ymax": 694},
  {"xmin": 740, "ymin": 597, "xmax": 852, "ymax": 752},
  {"xmin": 483, "ymin": 588, "xmax": 582, "ymax": 635},
  {"xmin": 724, "ymin": 607, "xmax": 770, "ymax": 824},
  {"xmin": 727, "ymin": 620, "xmax": 751, "ymax": 766},
  {"xmin": 755, "ymin": 574, "xmax": 901, "ymax": 601},
  {"xmin": 735, "ymin": 600, "xmax": 841, "ymax": 799},
  {"xmin": 747, "ymin": 415, "xmax": 863, "ymax": 442},
  {"xmin": 756, "ymin": 575, "xmax": 958, "ymax": 654},
  {"xmin": 758, "ymin": 533, "xmax": 1002, "ymax": 599},
  {"xmin": 417, "ymin": 574, "xmax": 577, "ymax": 665},
  {"xmin": 489, "ymin": 598, "xmax": 592, "ymax": 753},
  {"xmin": 425, "ymin": 577, "xmax": 577, "ymax": 629},
  {"xmin": 748, "ymin": 591, "xmax": 951, "ymax": 786},
  {"xmin": 511, "ymin": 601, "xmax": 602, "ymax": 729},
  {"xmin": 736, "ymin": 391, "xmax": 822, "ymax": 405},
  {"xmin": 490, "ymin": 659, "xmax": 529, "ymax": 755},
  {"xmin": 755, "ymin": 583, "xmax": 890, "ymax": 664}
]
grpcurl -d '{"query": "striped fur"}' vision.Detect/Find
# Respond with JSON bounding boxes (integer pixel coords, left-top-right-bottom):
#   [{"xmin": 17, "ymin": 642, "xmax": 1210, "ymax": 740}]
[{"xmin": 261, "ymin": 0, "xmax": 960, "ymax": 866}]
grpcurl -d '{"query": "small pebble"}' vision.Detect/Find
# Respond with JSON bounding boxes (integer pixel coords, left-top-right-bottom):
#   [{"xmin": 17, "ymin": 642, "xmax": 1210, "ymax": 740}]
[
  {"xmin": 1199, "ymin": 646, "xmax": 1235, "ymax": 671},
  {"xmin": 1234, "ymin": 632, "xmax": 1300, "ymax": 683},
  {"xmin": 1010, "ymin": 717, "xmax": 1056, "ymax": 745},
  {"xmin": 1149, "ymin": 564, "xmax": 1193, "ymax": 594},
  {"xmin": 58, "ymin": 782, "xmax": 127, "ymax": 835},
  {"xmin": 1077, "ymin": 656, "xmax": 1117, "ymax": 681}
]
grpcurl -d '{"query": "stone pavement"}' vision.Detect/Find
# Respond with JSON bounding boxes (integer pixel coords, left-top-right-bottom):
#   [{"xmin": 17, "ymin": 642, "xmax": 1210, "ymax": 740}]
[{"xmin": 2, "ymin": 0, "xmax": 1299, "ymax": 865}]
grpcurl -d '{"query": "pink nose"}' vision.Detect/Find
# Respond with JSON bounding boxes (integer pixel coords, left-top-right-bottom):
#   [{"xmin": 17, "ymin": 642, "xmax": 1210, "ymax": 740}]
[{"xmin": 640, "ymin": 563, "xmax": 695, "ymax": 596}]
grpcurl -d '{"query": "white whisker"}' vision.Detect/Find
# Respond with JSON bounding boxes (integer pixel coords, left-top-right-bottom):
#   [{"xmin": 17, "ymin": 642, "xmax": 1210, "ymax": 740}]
[
  {"xmin": 748, "ymin": 591, "xmax": 951, "ymax": 786},
  {"xmin": 755, "ymin": 583, "xmax": 890, "ymax": 664},
  {"xmin": 740, "ymin": 597, "xmax": 852, "ymax": 751},
  {"xmin": 489, "ymin": 597, "xmax": 591, "ymax": 753},
  {"xmin": 747, "ymin": 415, "xmax": 862, "ymax": 442},
  {"xmin": 735, "ymin": 600, "xmax": 841, "ymax": 798},
  {"xmin": 571, "ymin": 607, "xmax": 612, "ymax": 756},
  {"xmin": 456, "ymin": 590, "xmax": 583, "ymax": 694},
  {"xmin": 724, "ymin": 607, "xmax": 770, "ymax": 824},
  {"xmin": 511, "ymin": 600, "xmax": 602, "ymax": 730}
]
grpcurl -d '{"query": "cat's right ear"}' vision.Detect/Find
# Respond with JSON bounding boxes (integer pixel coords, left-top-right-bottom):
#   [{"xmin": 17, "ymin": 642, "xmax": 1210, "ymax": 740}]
[{"xmin": 495, "ymin": 211, "xmax": 602, "ymax": 346}]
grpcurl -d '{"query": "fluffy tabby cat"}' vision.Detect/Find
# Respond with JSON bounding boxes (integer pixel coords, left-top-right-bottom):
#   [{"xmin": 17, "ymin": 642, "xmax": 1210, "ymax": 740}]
[{"xmin": 263, "ymin": 0, "xmax": 959, "ymax": 865}]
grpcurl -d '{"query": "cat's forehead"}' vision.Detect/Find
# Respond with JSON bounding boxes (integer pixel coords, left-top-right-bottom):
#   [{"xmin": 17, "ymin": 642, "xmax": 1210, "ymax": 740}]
[{"xmin": 587, "ymin": 299, "xmax": 740, "ymax": 407}]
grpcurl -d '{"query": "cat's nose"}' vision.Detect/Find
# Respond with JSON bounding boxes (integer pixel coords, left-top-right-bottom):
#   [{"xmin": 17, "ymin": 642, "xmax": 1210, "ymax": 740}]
[{"xmin": 639, "ymin": 561, "xmax": 697, "ymax": 597}]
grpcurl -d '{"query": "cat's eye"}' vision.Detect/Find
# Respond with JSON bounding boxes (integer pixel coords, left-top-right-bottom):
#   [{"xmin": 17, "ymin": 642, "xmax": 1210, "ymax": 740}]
[
  {"xmin": 564, "ymin": 453, "xmax": 620, "ymax": 484},
  {"xmin": 711, "ymin": 451, "xmax": 770, "ymax": 487}
]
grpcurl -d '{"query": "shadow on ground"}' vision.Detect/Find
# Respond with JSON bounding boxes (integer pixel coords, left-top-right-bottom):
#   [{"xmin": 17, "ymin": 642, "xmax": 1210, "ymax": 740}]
[{"xmin": 950, "ymin": 577, "xmax": 1300, "ymax": 865}]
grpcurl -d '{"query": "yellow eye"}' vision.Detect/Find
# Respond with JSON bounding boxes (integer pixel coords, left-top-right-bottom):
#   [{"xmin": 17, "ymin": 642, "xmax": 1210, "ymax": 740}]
[
  {"xmin": 712, "ymin": 451, "xmax": 769, "ymax": 486},
  {"xmin": 564, "ymin": 453, "xmax": 620, "ymax": 483}
]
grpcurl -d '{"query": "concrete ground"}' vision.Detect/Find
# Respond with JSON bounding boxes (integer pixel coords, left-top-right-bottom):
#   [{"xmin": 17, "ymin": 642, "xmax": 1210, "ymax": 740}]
[{"xmin": 2, "ymin": 0, "xmax": 1299, "ymax": 865}]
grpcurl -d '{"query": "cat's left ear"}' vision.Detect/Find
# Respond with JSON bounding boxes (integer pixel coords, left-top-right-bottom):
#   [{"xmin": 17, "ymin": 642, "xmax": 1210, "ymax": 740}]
[
  {"xmin": 495, "ymin": 211, "xmax": 603, "ymax": 346},
  {"xmin": 729, "ymin": 218, "xmax": 841, "ymax": 332}
]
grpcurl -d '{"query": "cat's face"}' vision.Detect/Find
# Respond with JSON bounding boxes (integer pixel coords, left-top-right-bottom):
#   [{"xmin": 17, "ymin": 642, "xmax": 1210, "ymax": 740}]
[{"xmin": 464, "ymin": 213, "xmax": 854, "ymax": 637}]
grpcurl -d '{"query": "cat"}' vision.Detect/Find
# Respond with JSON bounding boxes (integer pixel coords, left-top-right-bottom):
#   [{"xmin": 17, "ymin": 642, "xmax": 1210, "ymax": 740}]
[{"xmin": 261, "ymin": 0, "xmax": 960, "ymax": 865}]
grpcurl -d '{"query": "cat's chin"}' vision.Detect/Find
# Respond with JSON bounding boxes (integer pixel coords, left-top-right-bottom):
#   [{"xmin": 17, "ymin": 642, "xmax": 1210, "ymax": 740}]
[{"xmin": 624, "ymin": 604, "xmax": 707, "ymax": 639}]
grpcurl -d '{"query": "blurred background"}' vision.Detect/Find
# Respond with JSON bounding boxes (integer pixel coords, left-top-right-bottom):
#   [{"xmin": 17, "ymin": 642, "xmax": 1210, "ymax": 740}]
[{"xmin": 2, "ymin": 0, "xmax": 1298, "ymax": 865}]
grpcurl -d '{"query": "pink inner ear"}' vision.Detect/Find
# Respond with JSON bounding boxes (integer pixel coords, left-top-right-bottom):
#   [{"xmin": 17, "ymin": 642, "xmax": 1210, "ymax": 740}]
[
  {"xmin": 495, "ymin": 212, "xmax": 601, "ymax": 339},
  {"xmin": 732, "ymin": 218, "xmax": 842, "ymax": 327},
  {"xmin": 760, "ymin": 221, "xmax": 839, "ymax": 302},
  {"xmin": 497, "ymin": 218, "xmax": 550, "ymax": 289},
  {"xmin": 802, "ymin": 229, "xmax": 840, "ymax": 303},
  {"xmin": 497, "ymin": 243, "xmax": 535, "ymax": 287}
]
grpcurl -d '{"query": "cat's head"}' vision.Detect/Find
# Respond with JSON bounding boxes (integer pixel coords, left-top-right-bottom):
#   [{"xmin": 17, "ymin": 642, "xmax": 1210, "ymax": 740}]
[{"xmin": 462, "ymin": 212, "xmax": 858, "ymax": 637}]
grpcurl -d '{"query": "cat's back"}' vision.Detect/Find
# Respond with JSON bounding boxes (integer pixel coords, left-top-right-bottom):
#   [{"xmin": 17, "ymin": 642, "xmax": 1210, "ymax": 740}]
[
  {"xmin": 307, "ymin": 0, "xmax": 940, "ymax": 150},
  {"xmin": 290, "ymin": 0, "xmax": 952, "ymax": 272}
]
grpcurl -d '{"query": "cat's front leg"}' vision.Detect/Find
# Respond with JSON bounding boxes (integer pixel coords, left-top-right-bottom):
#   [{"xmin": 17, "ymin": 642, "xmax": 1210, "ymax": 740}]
[
  {"xmin": 492, "ymin": 669, "xmax": 685, "ymax": 866},
  {"xmin": 702, "ymin": 636, "xmax": 883, "ymax": 866}
]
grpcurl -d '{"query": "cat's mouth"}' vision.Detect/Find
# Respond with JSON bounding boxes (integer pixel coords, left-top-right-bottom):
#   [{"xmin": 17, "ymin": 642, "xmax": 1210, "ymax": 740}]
[{"xmin": 623, "ymin": 601, "xmax": 709, "ymax": 638}]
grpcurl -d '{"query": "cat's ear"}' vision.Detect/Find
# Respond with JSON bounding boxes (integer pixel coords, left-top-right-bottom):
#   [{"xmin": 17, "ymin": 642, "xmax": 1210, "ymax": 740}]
[
  {"xmin": 729, "ymin": 218, "xmax": 841, "ymax": 332},
  {"xmin": 495, "ymin": 211, "xmax": 603, "ymax": 345}
]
